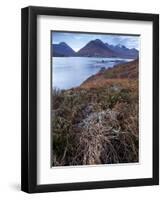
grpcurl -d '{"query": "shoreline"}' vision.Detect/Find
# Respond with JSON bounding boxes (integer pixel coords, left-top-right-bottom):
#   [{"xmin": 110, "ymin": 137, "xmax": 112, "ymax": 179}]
[{"xmin": 52, "ymin": 58, "xmax": 138, "ymax": 91}]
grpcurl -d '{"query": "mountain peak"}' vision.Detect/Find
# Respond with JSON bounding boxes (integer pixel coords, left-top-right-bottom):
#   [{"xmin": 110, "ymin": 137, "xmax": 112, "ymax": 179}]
[
  {"xmin": 52, "ymin": 42, "xmax": 75, "ymax": 57},
  {"xmin": 59, "ymin": 42, "xmax": 68, "ymax": 46},
  {"xmin": 116, "ymin": 44, "xmax": 126, "ymax": 48},
  {"xmin": 105, "ymin": 43, "xmax": 113, "ymax": 48},
  {"xmin": 77, "ymin": 38, "xmax": 115, "ymax": 57},
  {"xmin": 92, "ymin": 39, "xmax": 103, "ymax": 44},
  {"xmin": 94, "ymin": 39, "xmax": 102, "ymax": 42},
  {"xmin": 131, "ymin": 48, "xmax": 137, "ymax": 51}
]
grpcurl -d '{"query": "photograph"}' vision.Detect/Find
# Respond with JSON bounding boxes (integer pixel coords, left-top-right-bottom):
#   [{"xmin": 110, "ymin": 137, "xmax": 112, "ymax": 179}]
[{"xmin": 51, "ymin": 31, "xmax": 139, "ymax": 167}]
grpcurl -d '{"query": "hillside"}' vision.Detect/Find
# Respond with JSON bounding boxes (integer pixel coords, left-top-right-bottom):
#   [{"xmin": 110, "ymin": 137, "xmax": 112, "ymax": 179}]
[
  {"xmin": 76, "ymin": 39, "xmax": 115, "ymax": 57},
  {"xmin": 81, "ymin": 59, "xmax": 138, "ymax": 89},
  {"xmin": 52, "ymin": 42, "xmax": 75, "ymax": 57},
  {"xmin": 105, "ymin": 43, "xmax": 138, "ymax": 59},
  {"xmin": 52, "ymin": 59, "xmax": 139, "ymax": 166}
]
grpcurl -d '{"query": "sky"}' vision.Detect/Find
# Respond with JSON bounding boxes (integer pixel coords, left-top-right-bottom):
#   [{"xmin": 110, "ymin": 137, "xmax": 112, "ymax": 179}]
[{"xmin": 52, "ymin": 31, "xmax": 139, "ymax": 52}]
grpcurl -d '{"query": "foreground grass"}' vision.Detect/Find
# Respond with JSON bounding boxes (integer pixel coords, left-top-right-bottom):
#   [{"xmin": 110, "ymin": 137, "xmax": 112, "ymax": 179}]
[{"xmin": 52, "ymin": 76, "xmax": 139, "ymax": 166}]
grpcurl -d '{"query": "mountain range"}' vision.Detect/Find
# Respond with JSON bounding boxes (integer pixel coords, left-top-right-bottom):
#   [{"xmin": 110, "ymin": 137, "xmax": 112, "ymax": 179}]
[{"xmin": 52, "ymin": 39, "xmax": 138, "ymax": 59}]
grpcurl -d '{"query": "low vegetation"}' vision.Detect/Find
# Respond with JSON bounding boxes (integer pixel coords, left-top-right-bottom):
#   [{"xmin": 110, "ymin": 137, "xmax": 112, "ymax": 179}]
[{"xmin": 52, "ymin": 59, "xmax": 139, "ymax": 166}]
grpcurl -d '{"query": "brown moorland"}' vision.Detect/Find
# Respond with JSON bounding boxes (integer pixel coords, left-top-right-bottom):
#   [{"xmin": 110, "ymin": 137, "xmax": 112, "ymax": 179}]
[{"xmin": 52, "ymin": 59, "xmax": 139, "ymax": 166}]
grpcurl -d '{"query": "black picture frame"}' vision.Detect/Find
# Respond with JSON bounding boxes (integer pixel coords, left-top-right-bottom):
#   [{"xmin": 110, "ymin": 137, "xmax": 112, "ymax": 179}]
[{"xmin": 21, "ymin": 6, "xmax": 159, "ymax": 193}]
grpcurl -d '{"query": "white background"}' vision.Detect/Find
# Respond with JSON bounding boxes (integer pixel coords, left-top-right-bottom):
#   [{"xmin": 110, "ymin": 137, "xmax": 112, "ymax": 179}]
[{"xmin": 0, "ymin": 0, "xmax": 161, "ymax": 199}]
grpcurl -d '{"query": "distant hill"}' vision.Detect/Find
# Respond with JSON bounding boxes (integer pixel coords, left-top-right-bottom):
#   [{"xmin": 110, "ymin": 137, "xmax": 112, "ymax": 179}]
[
  {"xmin": 52, "ymin": 42, "xmax": 75, "ymax": 57},
  {"xmin": 52, "ymin": 39, "xmax": 139, "ymax": 59},
  {"xmin": 76, "ymin": 39, "xmax": 115, "ymax": 57},
  {"xmin": 105, "ymin": 43, "xmax": 139, "ymax": 59}
]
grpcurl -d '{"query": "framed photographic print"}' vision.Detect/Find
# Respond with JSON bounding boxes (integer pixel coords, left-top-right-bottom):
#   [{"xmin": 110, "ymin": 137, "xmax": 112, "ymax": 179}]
[{"xmin": 21, "ymin": 6, "xmax": 159, "ymax": 193}]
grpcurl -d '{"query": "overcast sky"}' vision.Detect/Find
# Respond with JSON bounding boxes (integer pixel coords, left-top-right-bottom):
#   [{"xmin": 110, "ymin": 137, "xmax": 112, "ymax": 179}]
[{"xmin": 52, "ymin": 31, "xmax": 139, "ymax": 52}]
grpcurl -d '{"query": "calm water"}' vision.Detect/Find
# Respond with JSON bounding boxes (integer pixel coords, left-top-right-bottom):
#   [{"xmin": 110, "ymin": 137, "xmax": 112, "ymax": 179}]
[{"xmin": 52, "ymin": 57, "xmax": 133, "ymax": 90}]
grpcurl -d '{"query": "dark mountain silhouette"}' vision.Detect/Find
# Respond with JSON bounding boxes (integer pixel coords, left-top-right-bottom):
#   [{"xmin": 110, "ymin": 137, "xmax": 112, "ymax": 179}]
[
  {"xmin": 76, "ymin": 39, "xmax": 115, "ymax": 57},
  {"xmin": 52, "ymin": 42, "xmax": 75, "ymax": 57},
  {"xmin": 105, "ymin": 43, "xmax": 138, "ymax": 59},
  {"xmin": 52, "ymin": 39, "xmax": 139, "ymax": 58},
  {"xmin": 76, "ymin": 39, "xmax": 138, "ymax": 58}
]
